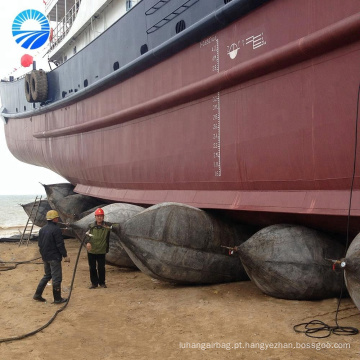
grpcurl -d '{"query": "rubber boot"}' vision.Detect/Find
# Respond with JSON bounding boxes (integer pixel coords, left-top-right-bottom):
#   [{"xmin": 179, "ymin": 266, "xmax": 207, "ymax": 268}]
[
  {"xmin": 33, "ymin": 283, "xmax": 47, "ymax": 302},
  {"xmin": 53, "ymin": 286, "xmax": 67, "ymax": 304}
]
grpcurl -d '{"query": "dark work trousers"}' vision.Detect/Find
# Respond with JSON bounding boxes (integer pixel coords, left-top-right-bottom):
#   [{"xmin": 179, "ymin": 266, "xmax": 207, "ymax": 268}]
[
  {"xmin": 37, "ymin": 260, "xmax": 63, "ymax": 289},
  {"xmin": 87, "ymin": 253, "xmax": 106, "ymax": 286}
]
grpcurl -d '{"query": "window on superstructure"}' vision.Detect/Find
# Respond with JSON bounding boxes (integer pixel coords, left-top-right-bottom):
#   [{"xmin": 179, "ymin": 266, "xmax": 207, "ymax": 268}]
[{"xmin": 126, "ymin": 1, "xmax": 135, "ymax": 11}]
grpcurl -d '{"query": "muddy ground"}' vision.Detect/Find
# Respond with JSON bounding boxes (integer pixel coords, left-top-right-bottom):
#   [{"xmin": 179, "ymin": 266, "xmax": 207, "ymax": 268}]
[{"xmin": 0, "ymin": 239, "xmax": 359, "ymax": 360}]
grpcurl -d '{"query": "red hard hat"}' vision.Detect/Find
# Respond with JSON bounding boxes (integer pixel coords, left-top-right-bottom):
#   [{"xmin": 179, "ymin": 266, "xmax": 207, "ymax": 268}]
[{"xmin": 95, "ymin": 208, "xmax": 104, "ymax": 216}]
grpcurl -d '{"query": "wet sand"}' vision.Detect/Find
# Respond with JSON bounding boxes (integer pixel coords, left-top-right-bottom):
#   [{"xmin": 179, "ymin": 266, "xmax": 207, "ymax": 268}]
[{"xmin": 0, "ymin": 239, "xmax": 359, "ymax": 359}]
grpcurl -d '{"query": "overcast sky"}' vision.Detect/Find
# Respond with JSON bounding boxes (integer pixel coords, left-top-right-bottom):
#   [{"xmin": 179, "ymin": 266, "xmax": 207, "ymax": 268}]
[{"xmin": 0, "ymin": 0, "xmax": 67, "ymax": 195}]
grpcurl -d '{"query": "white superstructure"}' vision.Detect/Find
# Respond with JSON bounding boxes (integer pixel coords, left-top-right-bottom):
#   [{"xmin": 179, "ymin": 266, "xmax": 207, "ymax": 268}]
[
  {"xmin": 4, "ymin": 0, "xmax": 140, "ymax": 79},
  {"xmin": 45, "ymin": 0, "xmax": 141, "ymax": 65}
]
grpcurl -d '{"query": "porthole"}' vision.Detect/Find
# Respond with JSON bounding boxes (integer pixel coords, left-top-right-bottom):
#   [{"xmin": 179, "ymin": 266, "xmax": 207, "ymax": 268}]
[
  {"xmin": 140, "ymin": 44, "xmax": 148, "ymax": 55},
  {"xmin": 113, "ymin": 61, "xmax": 120, "ymax": 71},
  {"xmin": 84, "ymin": 79, "xmax": 88, "ymax": 87},
  {"xmin": 175, "ymin": 20, "xmax": 186, "ymax": 34}
]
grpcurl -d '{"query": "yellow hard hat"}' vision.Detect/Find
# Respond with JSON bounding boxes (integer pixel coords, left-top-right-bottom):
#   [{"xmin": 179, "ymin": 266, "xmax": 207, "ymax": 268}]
[{"xmin": 46, "ymin": 210, "xmax": 59, "ymax": 220}]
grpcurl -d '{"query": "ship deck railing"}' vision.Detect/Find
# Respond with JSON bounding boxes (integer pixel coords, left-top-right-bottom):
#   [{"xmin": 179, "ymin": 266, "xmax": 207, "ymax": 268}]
[{"xmin": 46, "ymin": 0, "xmax": 82, "ymax": 54}]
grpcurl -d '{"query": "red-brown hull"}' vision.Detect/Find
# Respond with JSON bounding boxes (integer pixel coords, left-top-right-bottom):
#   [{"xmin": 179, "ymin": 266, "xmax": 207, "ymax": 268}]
[{"xmin": 4, "ymin": 0, "xmax": 360, "ymax": 234}]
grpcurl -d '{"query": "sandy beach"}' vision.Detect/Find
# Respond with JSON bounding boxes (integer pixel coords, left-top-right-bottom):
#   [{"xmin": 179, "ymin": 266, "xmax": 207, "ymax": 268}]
[{"xmin": 0, "ymin": 238, "xmax": 359, "ymax": 360}]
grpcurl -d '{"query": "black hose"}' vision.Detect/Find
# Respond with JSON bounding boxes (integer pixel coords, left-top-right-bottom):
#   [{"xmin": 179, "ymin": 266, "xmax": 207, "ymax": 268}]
[
  {"xmin": 0, "ymin": 237, "xmax": 84, "ymax": 343},
  {"xmin": 0, "ymin": 257, "xmax": 42, "ymax": 263},
  {"xmin": 0, "ymin": 257, "xmax": 42, "ymax": 271},
  {"xmin": 294, "ymin": 319, "xmax": 358, "ymax": 338}
]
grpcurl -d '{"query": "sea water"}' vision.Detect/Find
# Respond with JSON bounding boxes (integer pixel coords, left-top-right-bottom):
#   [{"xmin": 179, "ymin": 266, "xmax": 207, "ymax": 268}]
[{"xmin": 0, "ymin": 195, "xmax": 44, "ymax": 237}]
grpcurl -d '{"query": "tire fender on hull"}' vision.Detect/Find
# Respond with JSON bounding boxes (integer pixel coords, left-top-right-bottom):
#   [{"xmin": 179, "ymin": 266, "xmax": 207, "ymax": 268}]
[
  {"xmin": 27, "ymin": 69, "xmax": 48, "ymax": 103},
  {"xmin": 24, "ymin": 73, "xmax": 33, "ymax": 102}
]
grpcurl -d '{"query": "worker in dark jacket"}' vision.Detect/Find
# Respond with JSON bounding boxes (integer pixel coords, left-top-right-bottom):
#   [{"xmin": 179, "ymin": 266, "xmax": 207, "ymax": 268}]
[
  {"xmin": 33, "ymin": 210, "xmax": 70, "ymax": 304},
  {"xmin": 85, "ymin": 208, "xmax": 116, "ymax": 289}
]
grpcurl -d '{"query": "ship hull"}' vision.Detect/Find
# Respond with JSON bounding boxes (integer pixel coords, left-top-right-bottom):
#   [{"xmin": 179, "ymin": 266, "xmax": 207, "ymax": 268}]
[{"xmin": 3, "ymin": 0, "xmax": 360, "ymax": 235}]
